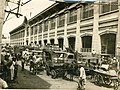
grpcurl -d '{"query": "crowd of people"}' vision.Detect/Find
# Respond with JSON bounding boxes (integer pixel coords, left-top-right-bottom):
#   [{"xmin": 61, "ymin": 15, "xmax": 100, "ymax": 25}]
[{"xmin": 0, "ymin": 45, "xmax": 20, "ymax": 89}]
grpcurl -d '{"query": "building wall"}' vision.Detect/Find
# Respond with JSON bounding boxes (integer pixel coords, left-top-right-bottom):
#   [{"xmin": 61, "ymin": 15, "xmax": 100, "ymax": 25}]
[{"xmin": 10, "ymin": 1, "xmax": 120, "ymax": 56}]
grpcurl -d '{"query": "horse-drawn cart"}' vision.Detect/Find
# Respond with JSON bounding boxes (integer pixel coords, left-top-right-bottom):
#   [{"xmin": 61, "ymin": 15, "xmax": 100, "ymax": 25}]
[
  {"xmin": 29, "ymin": 50, "xmax": 44, "ymax": 74},
  {"xmin": 93, "ymin": 69, "xmax": 119, "ymax": 90}
]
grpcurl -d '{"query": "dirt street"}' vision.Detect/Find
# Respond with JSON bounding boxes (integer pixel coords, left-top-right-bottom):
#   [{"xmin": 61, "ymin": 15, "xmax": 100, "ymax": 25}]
[{"xmin": 8, "ymin": 61, "xmax": 116, "ymax": 90}]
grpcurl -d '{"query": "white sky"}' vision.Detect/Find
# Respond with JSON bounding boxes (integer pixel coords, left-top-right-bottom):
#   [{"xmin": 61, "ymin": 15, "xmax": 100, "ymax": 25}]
[{"xmin": 3, "ymin": 0, "xmax": 54, "ymax": 37}]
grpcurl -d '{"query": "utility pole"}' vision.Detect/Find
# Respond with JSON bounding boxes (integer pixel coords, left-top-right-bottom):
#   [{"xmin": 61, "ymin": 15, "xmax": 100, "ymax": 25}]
[{"xmin": 0, "ymin": 0, "xmax": 6, "ymax": 64}]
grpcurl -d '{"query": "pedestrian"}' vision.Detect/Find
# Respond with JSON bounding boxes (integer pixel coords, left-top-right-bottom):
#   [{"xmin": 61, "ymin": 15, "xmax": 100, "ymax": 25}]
[
  {"xmin": 69, "ymin": 61, "xmax": 75, "ymax": 81},
  {"xmin": 0, "ymin": 78, "xmax": 8, "ymax": 89},
  {"xmin": 29, "ymin": 56, "xmax": 34, "ymax": 71},
  {"xmin": 9, "ymin": 59, "xmax": 15, "ymax": 81},
  {"xmin": 92, "ymin": 50, "xmax": 96, "ymax": 57},
  {"xmin": 78, "ymin": 65, "xmax": 86, "ymax": 90},
  {"xmin": 13, "ymin": 57, "xmax": 18, "ymax": 79},
  {"xmin": 21, "ymin": 57, "xmax": 25, "ymax": 71},
  {"xmin": 3, "ymin": 53, "xmax": 12, "ymax": 82},
  {"xmin": 22, "ymin": 49, "xmax": 29, "ymax": 65}
]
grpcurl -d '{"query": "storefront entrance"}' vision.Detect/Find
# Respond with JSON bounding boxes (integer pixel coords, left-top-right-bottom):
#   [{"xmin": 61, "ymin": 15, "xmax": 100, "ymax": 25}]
[
  {"xmin": 50, "ymin": 39, "xmax": 54, "ymax": 45},
  {"xmin": 81, "ymin": 36, "xmax": 92, "ymax": 52},
  {"xmin": 44, "ymin": 40, "xmax": 47, "ymax": 46},
  {"xmin": 101, "ymin": 33, "xmax": 116, "ymax": 55},
  {"xmin": 26, "ymin": 40, "xmax": 28, "ymax": 45},
  {"xmin": 58, "ymin": 38, "xmax": 63, "ymax": 49},
  {"xmin": 68, "ymin": 37, "xmax": 75, "ymax": 52}
]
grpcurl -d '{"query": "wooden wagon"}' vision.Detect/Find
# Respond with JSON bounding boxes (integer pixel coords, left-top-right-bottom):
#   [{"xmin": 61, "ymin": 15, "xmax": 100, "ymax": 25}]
[{"xmin": 93, "ymin": 69, "xmax": 119, "ymax": 90}]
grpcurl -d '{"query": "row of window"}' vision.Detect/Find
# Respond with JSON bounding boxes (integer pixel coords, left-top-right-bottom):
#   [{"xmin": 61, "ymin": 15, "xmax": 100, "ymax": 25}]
[
  {"xmin": 26, "ymin": 2, "xmax": 118, "ymax": 36},
  {"xmin": 11, "ymin": 31, "xmax": 25, "ymax": 39}
]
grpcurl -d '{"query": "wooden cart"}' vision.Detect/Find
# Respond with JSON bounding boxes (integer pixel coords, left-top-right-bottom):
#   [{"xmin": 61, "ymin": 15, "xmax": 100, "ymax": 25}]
[{"xmin": 93, "ymin": 69, "xmax": 119, "ymax": 90}]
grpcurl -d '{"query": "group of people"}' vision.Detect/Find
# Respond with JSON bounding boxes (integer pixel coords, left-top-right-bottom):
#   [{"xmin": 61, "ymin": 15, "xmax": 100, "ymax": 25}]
[
  {"xmin": 0, "ymin": 45, "xmax": 19, "ymax": 88},
  {"xmin": 21, "ymin": 49, "xmax": 43, "ymax": 74}
]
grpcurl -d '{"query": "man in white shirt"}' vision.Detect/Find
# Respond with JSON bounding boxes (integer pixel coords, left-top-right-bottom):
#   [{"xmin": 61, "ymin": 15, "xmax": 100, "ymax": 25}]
[
  {"xmin": 0, "ymin": 78, "xmax": 8, "ymax": 89},
  {"xmin": 92, "ymin": 50, "xmax": 96, "ymax": 57},
  {"xmin": 78, "ymin": 66, "xmax": 86, "ymax": 90},
  {"xmin": 79, "ymin": 67, "xmax": 86, "ymax": 80}
]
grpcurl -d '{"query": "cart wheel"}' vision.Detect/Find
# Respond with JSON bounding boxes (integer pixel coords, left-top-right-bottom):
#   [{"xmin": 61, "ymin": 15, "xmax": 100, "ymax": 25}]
[
  {"xmin": 98, "ymin": 74, "xmax": 104, "ymax": 85},
  {"xmin": 104, "ymin": 77, "xmax": 112, "ymax": 86},
  {"xmin": 51, "ymin": 70, "xmax": 57, "ymax": 79},
  {"xmin": 94, "ymin": 74, "xmax": 98, "ymax": 84},
  {"xmin": 113, "ymin": 79, "xmax": 119, "ymax": 90}
]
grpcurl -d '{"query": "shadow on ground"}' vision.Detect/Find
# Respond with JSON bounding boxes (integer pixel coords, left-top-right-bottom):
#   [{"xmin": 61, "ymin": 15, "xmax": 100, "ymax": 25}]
[{"xmin": 8, "ymin": 65, "xmax": 51, "ymax": 89}]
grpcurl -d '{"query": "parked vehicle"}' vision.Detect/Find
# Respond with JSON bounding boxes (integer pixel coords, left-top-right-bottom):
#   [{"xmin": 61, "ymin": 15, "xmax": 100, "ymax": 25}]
[
  {"xmin": 93, "ymin": 64, "xmax": 119, "ymax": 90},
  {"xmin": 43, "ymin": 44, "xmax": 76, "ymax": 78}
]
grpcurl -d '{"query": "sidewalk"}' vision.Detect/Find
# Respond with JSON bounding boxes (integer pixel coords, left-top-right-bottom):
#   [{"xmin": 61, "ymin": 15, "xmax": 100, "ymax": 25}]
[{"xmin": 9, "ymin": 61, "xmax": 51, "ymax": 89}]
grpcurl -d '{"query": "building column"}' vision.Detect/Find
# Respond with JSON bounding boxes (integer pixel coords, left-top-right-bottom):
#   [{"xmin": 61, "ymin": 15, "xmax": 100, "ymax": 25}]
[
  {"xmin": 33, "ymin": 27, "xmax": 35, "ymax": 45},
  {"xmin": 28, "ymin": 26, "xmax": 31, "ymax": 45},
  {"xmin": 47, "ymin": 19, "xmax": 50, "ymax": 44},
  {"xmin": 54, "ymin": 15, "xmax": 58, "ymax": 44},
  {"xmin": 63, "ymin": 10, "xmax": 69, "ymax": 50},
  {"xmin": 75, "ymin": 6, "xmax": 81, "ymax": 53},
  {"xmin": 0, "ymin": 0, "xmax": 6, "ymax": 63},
  {"xmin": 41, "ymin": 22, "xmax": 44, "ymax": 46},
  {"xmin": 24, "ymin": 25, "xmax": 27, "ymax": 45},
  {"xmin": 116, "ymin": 0, "xmax": 120, "ymax": 56},
  {"xmin": 37, "ymin": 25, "xmax": 39, "ymax": 44},
  {"xmin": 92, "ymin": 1, "xmax": 101, "ymax": 54}
]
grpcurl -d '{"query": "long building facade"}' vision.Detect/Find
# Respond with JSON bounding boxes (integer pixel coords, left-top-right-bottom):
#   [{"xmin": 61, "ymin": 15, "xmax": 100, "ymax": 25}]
[{"xmin": 9, "ymin": 1, "xmax": 120, "ymax": 56}]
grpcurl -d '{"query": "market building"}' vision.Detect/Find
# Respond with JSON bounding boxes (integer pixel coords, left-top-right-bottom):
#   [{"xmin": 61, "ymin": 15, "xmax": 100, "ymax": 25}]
[{"xmin": 9, "ymin": 1, "xmax": 120, "ymax": 56}]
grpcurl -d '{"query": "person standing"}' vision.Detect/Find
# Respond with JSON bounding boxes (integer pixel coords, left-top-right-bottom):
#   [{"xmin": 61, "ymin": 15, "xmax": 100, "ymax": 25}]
[
  {"xmin": 9, "ymin": 59, "xmax": 15, "ymax": 81},
  {"xmin": 29, "ymin": 56, "xmax": 34, "ymax": 71},
  {"xmin": 21, "ymin": 57, "xmax": 25, "ymax": 71},
  {"xmin": 69, "ymin": 63, "xmax": 74, "ymax": 81},
  {"xmin": 13, "ymin": 57, "xmax": 18, "ymax": 80},
  {"xmin": 92, "ymin": 50, "xmax": 96, "ymax": 57},
  {"xmin": 78, "ymin": 65, "xmax": 86, "ymax": 90}
]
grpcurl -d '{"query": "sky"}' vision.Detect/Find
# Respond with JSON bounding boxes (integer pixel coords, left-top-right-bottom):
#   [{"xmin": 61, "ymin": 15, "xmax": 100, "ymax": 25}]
[{"xmin": 3, "ymin": 0, "xmax": 54, "ymax": 38}]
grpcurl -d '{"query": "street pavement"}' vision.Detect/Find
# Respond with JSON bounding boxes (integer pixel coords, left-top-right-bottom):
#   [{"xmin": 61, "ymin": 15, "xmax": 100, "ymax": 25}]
[
  {"xmin": 20, "ymin": 61, "xmax": 115, "ymax": 90},
  {"xmin": 8, "ymin": 65, "xmax": 51, "ymax": 89}
]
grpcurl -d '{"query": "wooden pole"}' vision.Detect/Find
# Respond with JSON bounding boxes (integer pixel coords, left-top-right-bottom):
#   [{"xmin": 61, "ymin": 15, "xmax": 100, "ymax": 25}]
[{"xmin": 0, "ymin": 0, "xmax": 6, "ymax": 64}]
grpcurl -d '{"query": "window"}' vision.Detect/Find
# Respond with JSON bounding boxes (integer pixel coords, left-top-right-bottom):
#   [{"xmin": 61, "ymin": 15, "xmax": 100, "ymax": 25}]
[
  {"xmin": 44, "ymin": 21, "xmax": 48, "ymax": 32},
  {"xmin": 82, "ymin": 4, "xmax": 94, "ymax": 19},
  {"xmin": 57, "ymin": 14, "xmax": 65, "ymax": 27},
  {"xmin": 39, "ymin": 23, "xmax": 42, "ymax": 33},
  {"xmin": 101, "ymin": 0, "xmax": 118, "ymax": 13},
  {"xmin": 34, "ymin": 25, "xmax": 37, "ymax": 35},
  {"xmin": 21, "ymin": 31, "xmax": 24, "ymax": 38},
  {"xmin": 26, "ymin": 27, "xmax": 29, "ymax": 36},
  {"xmin": 68, "ymin": 55, "xmax": 74, "ymax": 59},
  {"xmin": 68, "ymin": 9, "xmax": 77, "ymax": 24},
  {"xmin": 50, "ymin": 18, "xmax": 56, "ymax": 30},
  {"xmin": 31, "ymin": 27, "xmax": 33, "ymax": 35},
  {"xmin": 23, "ymin": 31, "xmax": 25, "ymax": 37}
]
